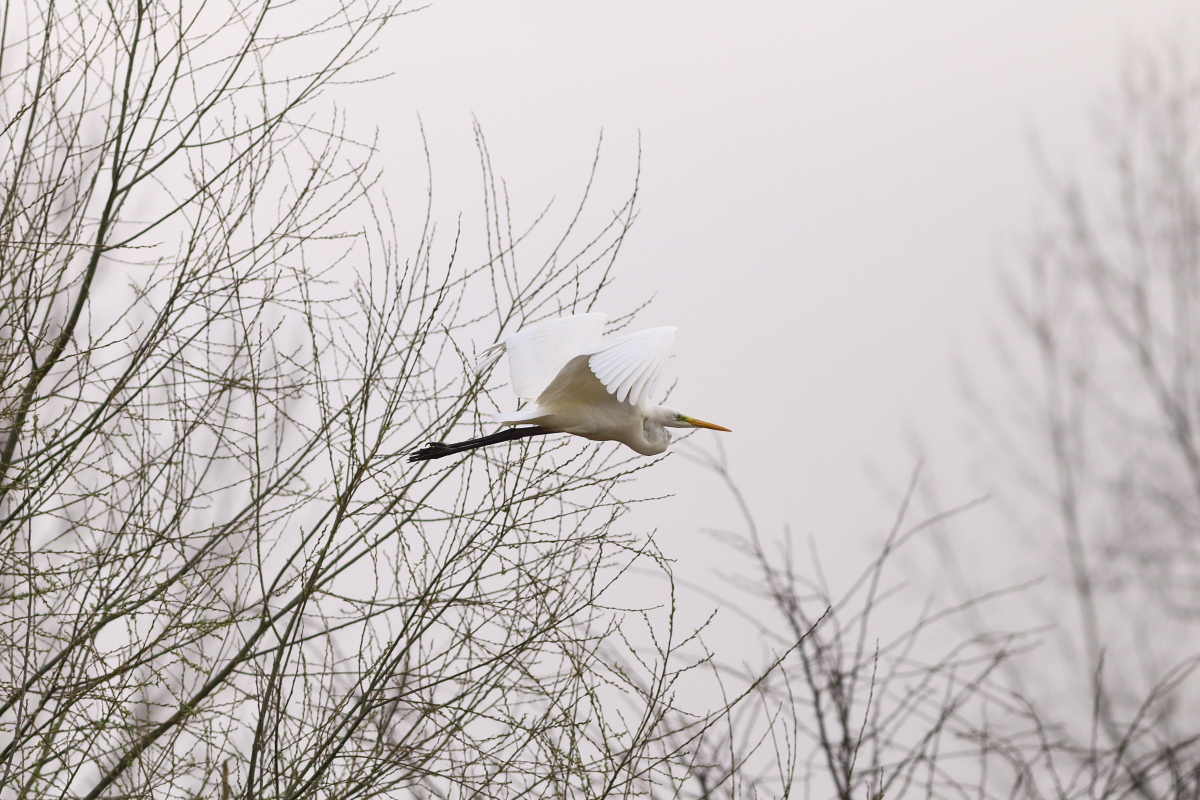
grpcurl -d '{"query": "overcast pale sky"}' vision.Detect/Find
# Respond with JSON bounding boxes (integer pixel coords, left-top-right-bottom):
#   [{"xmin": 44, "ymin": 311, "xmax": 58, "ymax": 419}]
[{"xmin": 356, "ymin": 2, "xmax": 1195, "ymax": 593}]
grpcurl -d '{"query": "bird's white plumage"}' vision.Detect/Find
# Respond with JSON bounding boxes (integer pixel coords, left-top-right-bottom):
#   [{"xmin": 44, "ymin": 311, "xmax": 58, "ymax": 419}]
[
  {"xmin": 585, "ymin": 326, "xmax": 676, "ymax": 408},
  {"xmin": 484, "ymin": 313, "xmax": 676, "ymax": 409},
  {"xmin": 489, "ymin": 317, "xmax": 684, "ymax": 454},
  {"xmin": 483, "ymin": 313, "xmax": 608, "ymax": 400}
]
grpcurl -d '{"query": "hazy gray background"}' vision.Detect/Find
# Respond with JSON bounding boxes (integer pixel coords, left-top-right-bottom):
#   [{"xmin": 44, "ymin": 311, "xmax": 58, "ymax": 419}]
[{"xmin": 362, "ymin": 1, "xmax": 1194, "ymax": 584}]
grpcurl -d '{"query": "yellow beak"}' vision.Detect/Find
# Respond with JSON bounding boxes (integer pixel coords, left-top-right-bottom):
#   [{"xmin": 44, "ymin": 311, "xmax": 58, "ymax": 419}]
[{"xmin": 682, "ymin": 415, "xmax": 731, "ymax": 432}]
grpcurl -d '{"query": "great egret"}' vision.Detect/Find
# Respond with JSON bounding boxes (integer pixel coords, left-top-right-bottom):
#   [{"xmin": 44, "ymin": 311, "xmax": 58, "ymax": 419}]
[{"xmin": 408, "ymin": 313, "xmax": 730, "ymax": 462}]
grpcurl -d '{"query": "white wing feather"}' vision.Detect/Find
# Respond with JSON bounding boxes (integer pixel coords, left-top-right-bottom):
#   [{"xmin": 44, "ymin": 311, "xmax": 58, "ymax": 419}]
[
  {"xmin": 492, "ymin": 313, "xmax": 608, "ymax": 400},
  {"xmin": 586, "ymin": 326, "xmax": 676, "ymax": 407}
]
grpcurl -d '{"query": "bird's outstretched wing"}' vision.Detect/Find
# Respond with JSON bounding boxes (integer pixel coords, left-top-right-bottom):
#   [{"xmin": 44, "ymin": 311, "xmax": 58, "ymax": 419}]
[
  {"xmin": 586, "ymin": 326, "xmax": 677, "ymax": 407},
  {"xmin": 481, "ymin": 313, "xmax": 608, "ymax": 400}
]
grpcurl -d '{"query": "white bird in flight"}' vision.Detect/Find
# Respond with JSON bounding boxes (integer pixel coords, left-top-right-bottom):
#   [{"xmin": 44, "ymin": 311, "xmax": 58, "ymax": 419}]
[{"xmin": 408, "ymin": 313, "xmax": 730, "ymax": 462}]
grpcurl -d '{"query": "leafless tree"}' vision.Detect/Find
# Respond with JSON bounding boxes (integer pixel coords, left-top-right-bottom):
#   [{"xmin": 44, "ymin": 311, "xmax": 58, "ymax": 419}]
[
  {"xmin": 652, "ymin": 447, "xmax": 1030, "ymax": 800},
  {"xmin": 0, "ymin": 2, "xmax": 732, "ymax": 798},
  {"xmin": 945, "ymin": 33, "xmax": 1200, "ymax": 799},
  {"xmin": 646, "ymin": 37, "xmax": 1200, "ymax": 800}
]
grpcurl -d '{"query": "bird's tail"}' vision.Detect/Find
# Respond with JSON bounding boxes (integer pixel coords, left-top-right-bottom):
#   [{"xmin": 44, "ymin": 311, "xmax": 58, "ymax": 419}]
[{"xmin": 493, "ymin": 406, "xmax": 548, "ymax": 426}]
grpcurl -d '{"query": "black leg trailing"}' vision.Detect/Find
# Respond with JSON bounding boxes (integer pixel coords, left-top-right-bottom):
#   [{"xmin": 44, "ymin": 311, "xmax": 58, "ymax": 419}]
[{"xmin": 407, "ymin": 426, "xmax": 556, "ymax": 462}]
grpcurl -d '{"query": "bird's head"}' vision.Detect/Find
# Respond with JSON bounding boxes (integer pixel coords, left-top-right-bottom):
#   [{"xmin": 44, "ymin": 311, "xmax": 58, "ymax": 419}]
[{"xmin": 653, "ymin": 407, "xmax": 732, "ymax": 432}]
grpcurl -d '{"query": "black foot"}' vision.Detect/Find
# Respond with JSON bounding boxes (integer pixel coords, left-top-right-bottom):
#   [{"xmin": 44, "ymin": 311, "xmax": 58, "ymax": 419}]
[{"xmin": 407, "ymin": 442, "xmax": 456, "ymax": 462}]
